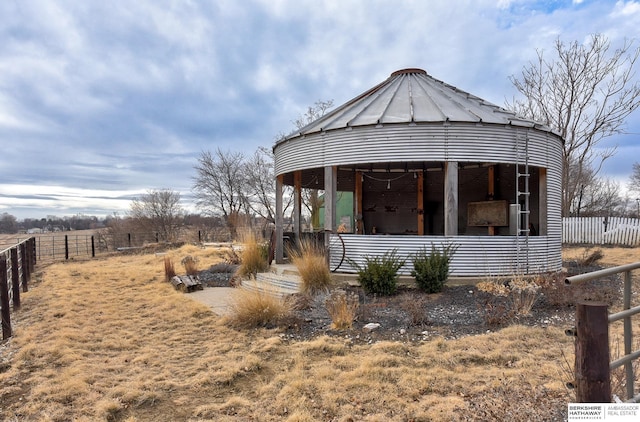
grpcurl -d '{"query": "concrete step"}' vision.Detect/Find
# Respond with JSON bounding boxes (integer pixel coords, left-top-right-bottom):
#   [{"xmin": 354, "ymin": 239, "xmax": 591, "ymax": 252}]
[
  {"xmin": 242, "ymin": 271, "xmax": 302, "ymax": 298},
  {"xmin": 268, "ymin": 264, "xmax": 301, "ymax": 277}
]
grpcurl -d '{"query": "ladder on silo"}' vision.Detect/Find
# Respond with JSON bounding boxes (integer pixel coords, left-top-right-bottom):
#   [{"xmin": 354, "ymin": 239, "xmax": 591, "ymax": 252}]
[{"xmin": 515, "ymin": 131, "xmax": 530, "ymax": 274}]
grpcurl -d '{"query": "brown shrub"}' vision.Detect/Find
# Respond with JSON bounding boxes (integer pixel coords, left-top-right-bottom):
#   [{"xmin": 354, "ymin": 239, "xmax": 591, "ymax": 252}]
[
  {"xmin": 235, "ymin": 231, "xmax": 269, "ymax": 279},
  {"xmin": 163, "ymin": 256, "xmax": 176, "ymax": 282},
  {"xmin": 610, "ymin": 336, "xmax": 640, "ymax": 401},
  {"xmin": 578, "ymin": 248, "xmax": 604, "ymax": 267},
  {"xmin": 476, "ymin": 281, "xmax": 515, "ymax": 326},
  {"xmin": 223, "ymin": 247, "xmax": 241, "ymax": 265},
  {"xmin": 288, "ymin": 238, "xmax": 333, "ymax": 295},
  {"xmin": 325, "ymin": 290, "xmax": 359, "ymax": 330},
  {"xmin": 537, "ymin": 270, "xmax": 621, "ymax": 307},
  {"xmin": 399, "ymin": 292, "xmax": 429, "ymax": 326},
  {"xmin": 285, "ymin": 293, "xmax": 314, "ymax": 311},
  {"xmin": 508, "ymin": 277, "xmax": 540, "ymax": 316},
  {"xmin": 181, "ymin": 255, "xmax": 199, "ymax": 275},
  {"xmin": 535, "ymin": 272, "xmax": 572, "ymax": 306},
  {"xmin": 227, "ymin": 284, "xmax": 293, "ymax": 329}
]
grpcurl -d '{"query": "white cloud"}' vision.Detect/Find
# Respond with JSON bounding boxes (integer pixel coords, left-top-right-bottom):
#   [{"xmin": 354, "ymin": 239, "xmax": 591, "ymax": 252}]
[
  {"xmin": 612, "ymin": 0, "xmax": 640, "ymax": 16},
  {"xmin": 0, "ymin": 0, "xmax": 639, "ymax": 219}
]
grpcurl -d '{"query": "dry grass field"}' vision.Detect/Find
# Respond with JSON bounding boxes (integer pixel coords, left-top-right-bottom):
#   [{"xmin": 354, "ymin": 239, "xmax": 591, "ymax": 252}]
[{"xmin": 0, "ymin": 244, "xmax": 638, "ymax": 421}]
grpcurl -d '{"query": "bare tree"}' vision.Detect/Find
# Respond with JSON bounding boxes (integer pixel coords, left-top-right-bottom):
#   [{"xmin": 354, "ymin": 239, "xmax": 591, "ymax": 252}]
[
  {"xmin": 508, "ymin": 34, "xmax": 640, "ymax": 216},
  {"xmin": 292, "ymin": 99, "xmax": 334, "ymax": 130},
  {"xmin": 629, "ymin": 162, "xmax": 640, "ymax": 194},
  {"xmin": 0, "ymin": 212, "xmax": 18, "ymax": 234},
  {"xmin": 244, "ymin": 146, "xmax": 276, "ymax": 223},
  {"xmin": 192, "ymin": 148, "xmax": 248, "ymax": 235},
  {"xmin": 129, "ymin": 189, "xmax": 183, "ymax": 241},
  {"xmin": 575, "ymin": 176, "xmax": 623, "ymax": 217}
]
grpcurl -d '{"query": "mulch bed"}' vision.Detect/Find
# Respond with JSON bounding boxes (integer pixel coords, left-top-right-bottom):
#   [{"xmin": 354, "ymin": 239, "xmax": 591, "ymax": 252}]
[{"xmin": 197, "ymin": 260, "xmax": 622, "ymax": 344}]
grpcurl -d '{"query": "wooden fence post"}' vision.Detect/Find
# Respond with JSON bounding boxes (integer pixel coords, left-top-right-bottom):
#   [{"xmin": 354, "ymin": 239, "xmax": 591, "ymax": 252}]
[
  {"xmin": 10, "ymin": 247, "xmax": 20, "ymax": 308},
  {"xmin": 65, "ymin": 235, "xmax": 69, "ymax": 260},
  {"xmin": 0, "ymin": 256, "xmax": 12, "ymax": 340},
  {"xmin": 30, "ymin": 237, "xmax": 36, "ymax": 267},
  {"xmin": 575, "ymin": 302, "xmax": 611, "ymax": 402},
  {"xmin": 20, "ymin": 243, "xmax": 28, "ymax": 292},
  {"xmin": 91, "ymin": 236, "xmax": 95, "ymax": 258},
  {"xmin": 24, "ymin": 241, "xmax": 31, "ymax": 284}
]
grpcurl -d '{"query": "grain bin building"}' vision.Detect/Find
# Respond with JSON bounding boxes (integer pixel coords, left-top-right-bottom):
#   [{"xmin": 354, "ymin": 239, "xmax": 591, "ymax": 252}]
[{"xmin": 273, "ymin": 68, "xmax": 563, "ymax": 277}]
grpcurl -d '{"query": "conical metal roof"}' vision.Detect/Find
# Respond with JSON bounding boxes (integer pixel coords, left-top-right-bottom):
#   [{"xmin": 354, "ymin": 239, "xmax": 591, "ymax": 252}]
[{"xmin": 282, "ymin": 68, "xmax": 555, "ymax": 141}]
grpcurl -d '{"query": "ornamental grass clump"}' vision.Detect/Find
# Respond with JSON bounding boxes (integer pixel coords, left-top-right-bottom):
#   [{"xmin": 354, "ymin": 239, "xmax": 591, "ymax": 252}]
[
  {"xmin": 181, "ymin": 255, "xmax": 199, "ymax": 275},
  {"xmin": 325, "ymin": 290, "xmax": 359, "ymax": 330},
  {"xmin": 509, "ymin": 276, "xmax": 540, "ymax": 315},
  {"xmin": 476, "ymin": 279, "xmax": 515, "ymax": 326},
  {"xmin": 235, "ymin": 231, "xmax": 269, "ymax": 279},
  {"xmin": 227, "ymin": 281, "xmax": 293, "ymax": 329},
  {"xmin": 410, "ymin": 243, "xmax": 458, "ymax": 293},
  {"xmin": 399, "ymin": 292, "xmax": 429, "ymax": 326},
  {"xmin": 476, "ymin": 276, "xmax": 541, "ymax": 325},
  {"xmin": 288, "ymin": 238, "xmax": 333, "ymax": 295},
  {"xmin": 350, "ymin": 249, "xmax": 405, "ymax": 295},
  {"xmin": 163, "ymin": 256, "xmax": 176, "ymax": 282}
]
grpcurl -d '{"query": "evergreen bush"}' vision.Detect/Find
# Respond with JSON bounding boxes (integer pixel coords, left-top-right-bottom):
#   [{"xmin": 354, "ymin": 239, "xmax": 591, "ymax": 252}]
[
  {"xmin": 411, "ymin": 243, "xmax": 458, "ymax": 293},
  {"xmin": 350, "ymin": 249, "xmax": 405, "ymax": 295}
]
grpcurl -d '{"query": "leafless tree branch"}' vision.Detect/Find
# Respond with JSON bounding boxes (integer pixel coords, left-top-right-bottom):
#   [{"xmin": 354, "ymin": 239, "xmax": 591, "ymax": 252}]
[{"xmin": 507, "ymin": 34, "xmax": 640, "ymax": 216}]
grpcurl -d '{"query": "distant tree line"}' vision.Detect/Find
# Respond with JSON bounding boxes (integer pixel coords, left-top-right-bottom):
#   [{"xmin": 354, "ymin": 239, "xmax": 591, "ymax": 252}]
[{"xmin": 0, "ymin": 213, "xmax": 104, "ymax": 234}]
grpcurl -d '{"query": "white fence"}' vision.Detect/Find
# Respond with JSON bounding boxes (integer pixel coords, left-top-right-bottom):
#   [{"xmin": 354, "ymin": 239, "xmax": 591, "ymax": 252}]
[{"xmin": 563, "ymin": 217, "xmax": 640, "ymax": 246}]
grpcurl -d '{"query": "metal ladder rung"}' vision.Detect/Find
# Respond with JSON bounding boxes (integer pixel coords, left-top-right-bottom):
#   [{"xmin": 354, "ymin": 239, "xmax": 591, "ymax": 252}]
[
  {"xmin": 517, "ymin": 173, "xmax": 530, "ymax": 177},
  {"xmin": 517, "ymin": 191, "xmax": 530, "ymax": 196},
  {"xmin": 518, "ymin": 210, "xmax": 530, "ymax": 215}
]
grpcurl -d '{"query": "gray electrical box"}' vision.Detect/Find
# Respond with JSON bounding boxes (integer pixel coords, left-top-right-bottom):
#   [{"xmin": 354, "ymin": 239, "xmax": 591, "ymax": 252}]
[{"xmin": 509, "ymin": 204, "xmax": 520, "ymax": 235}]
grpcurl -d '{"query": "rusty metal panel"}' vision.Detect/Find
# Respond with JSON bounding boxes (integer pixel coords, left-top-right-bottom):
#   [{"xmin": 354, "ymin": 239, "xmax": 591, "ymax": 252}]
[{"xmin": 467, "ymin": 200, "xmax": 509, "ymax": 227}]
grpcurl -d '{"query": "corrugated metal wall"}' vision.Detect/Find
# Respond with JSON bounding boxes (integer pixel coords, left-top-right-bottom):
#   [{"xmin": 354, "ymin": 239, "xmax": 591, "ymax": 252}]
[
  {"xmin": 333, "ymin": 234, "xmax": 562, "ymax": 277},
  {"xmin": 274, "ymin": 123, "xmax": 557, "ymax": 175}
]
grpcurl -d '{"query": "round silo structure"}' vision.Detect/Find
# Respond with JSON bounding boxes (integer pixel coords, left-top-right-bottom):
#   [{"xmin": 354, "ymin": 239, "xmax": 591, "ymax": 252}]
[{"xmin": 273, "ymin": 68, "xmax": 563, "ymax": 277}]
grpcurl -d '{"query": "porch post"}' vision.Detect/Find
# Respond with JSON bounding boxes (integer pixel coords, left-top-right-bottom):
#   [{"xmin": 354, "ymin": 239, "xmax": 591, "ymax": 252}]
[
  {"xmin": 417, "ymin": 171, "xmax": 424, "ymax": 235},
  {"xmin": 539, "ymin": 168, "xmax": 548, "ymax": 236},
  {"xmin": 293, "ymin": 170, "xmax": 302, "ymax": 238},
  {"xmin": 488, "ymin": 165, "xmax": 496, "ymax": 235},
  {"xmin": 355, "ymin": 171, "xmax": 363, "ymax": 234},
  {"xmin": 324, "ymin": 165, "xmax": 337, "ymax": 239},
  {"xmin": 445, "ymin": 162, "xmax": 458, "ymax": 236},
  {"xmin": 275, "ymin": 174, "xmax": 284, "ymax": 264}
]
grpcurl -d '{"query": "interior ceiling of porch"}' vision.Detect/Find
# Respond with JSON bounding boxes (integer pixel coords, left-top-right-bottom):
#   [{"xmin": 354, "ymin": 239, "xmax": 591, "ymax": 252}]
[{"xmin": 281, "ymin": 161, "xmax": 497, "ymax": 189}]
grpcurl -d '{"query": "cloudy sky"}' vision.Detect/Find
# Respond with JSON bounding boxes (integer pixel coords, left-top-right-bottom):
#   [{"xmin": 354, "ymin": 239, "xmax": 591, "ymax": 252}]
[{"xmin": 1, "ymin": 0, "xmax": 640, "ymax": 220}]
